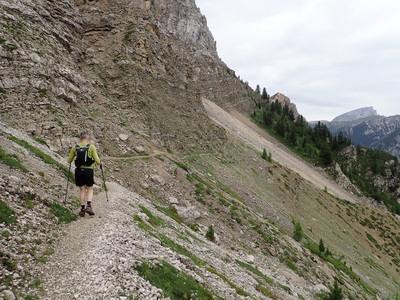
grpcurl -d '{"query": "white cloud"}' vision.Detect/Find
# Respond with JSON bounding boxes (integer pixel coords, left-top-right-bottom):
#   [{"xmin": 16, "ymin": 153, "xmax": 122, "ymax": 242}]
[{"xmin": 196, "ymin": 0, "xmax": 400, "ymax": 120}]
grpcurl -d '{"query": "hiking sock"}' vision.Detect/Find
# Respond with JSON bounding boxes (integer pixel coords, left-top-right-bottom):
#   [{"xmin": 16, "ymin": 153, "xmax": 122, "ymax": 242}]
[
  {"xmin": 87, "ymin": 201, "xmax": 92, "ymax": 207},
  {"xmin": 81, "ymin": 205, "xmax": 85, "ymax": 210}
]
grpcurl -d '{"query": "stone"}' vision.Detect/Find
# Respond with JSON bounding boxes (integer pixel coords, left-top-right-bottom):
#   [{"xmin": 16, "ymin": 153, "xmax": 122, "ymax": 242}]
[
  {"xmin": 1, "ymin": 290, "xmax": 16, "ymax": 300},
  {"xmin": 119, "ymin": 134, "xmax": 129, "ymax": 141},
  {"xmin": 174, "ymin": 205, "xmax": 201, "ymax": 223},
  {"xmin": 150, "ymin": 175, "xmax": 165, "ymax": 186},
  {"xmin": 57, "ymin": 88, "xmax": 77, "ymax": 104},
  {"xmin": 246, "ymin": 255, "xmax": 255, "ymax": 264},
  {"xmin": 168, "ymin": 196, "xmax": 179, "ymax": 205},
  {"xmin": 311, "ymin": 284, "xmax": 329, "ymax": 293},
  {"xmin": 134, "ymin": 145, "xmax": 146, "ymax": 153}
]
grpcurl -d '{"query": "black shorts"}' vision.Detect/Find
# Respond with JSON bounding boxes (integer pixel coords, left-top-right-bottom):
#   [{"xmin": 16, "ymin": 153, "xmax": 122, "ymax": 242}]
[{"xmin": 75, "ymin": 168, "xmax": 94, "ymax": 187}]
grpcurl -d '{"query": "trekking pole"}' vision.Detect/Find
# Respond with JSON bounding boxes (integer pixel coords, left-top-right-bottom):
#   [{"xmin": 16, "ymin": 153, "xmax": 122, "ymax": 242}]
[
  {"xmin": 64, "ymin": 163, "xmax": 71, "ymax": 204},
  {"xmin": 100, "ymin": 164, "xmax": 109, "ymax": 202}
]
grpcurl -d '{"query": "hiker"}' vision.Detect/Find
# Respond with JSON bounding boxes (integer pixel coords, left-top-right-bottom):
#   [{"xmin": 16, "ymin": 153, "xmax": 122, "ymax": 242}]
[{"xmin": 67, "ymin": 132, "xmax": 102, "ymax": 217}]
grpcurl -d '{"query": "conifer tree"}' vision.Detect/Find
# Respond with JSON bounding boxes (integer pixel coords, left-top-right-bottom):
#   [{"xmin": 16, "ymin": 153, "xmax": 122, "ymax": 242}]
[
  {"xmin": 329, "ymin": 280, "xmax": 344, "ymax": 300},
  {"xmin": 261, "ymin": 148, "xmax": 268, "ymax": 160},
  {"xmin": 262, "ymin": 87, "xmax": 269, "ymax": 100},
  {"xmin": 319, "ymin": 238, "xmax": 325, "ymax": 253}
]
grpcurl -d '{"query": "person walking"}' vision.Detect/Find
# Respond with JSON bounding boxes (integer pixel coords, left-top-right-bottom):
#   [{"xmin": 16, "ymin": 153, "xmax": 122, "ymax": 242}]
[{"xmin": 67, "ymin": 132, "xmax": 102, "ymax": 217}]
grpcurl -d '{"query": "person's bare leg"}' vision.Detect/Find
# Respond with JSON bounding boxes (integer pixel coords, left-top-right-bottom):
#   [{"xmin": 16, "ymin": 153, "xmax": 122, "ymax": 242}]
[
  {"xmin": 79, "ymin": 186, "xmax": 86, "ymax": 206},
  {"xmin": 86, "ymin": 186, "xmax": 94, "ymax": 203}
]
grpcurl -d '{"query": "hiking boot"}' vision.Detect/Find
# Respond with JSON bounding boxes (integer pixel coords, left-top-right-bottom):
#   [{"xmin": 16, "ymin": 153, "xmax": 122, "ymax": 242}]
[
  {"xmin": 85, "ymin": 206, "xmax": 95, "ymax": 216},
  {"xmin": 79, "ymin": 209, "xmax": 86, "ymax": 217}
]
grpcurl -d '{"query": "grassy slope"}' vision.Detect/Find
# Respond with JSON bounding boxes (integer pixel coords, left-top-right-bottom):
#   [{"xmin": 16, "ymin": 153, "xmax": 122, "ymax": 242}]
[{"xmin": 182, "ymin": 133, "xmax": 400, "ymax": 297}]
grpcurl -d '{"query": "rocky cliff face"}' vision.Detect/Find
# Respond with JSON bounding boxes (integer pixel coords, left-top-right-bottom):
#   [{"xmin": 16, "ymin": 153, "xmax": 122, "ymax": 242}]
[
  {"xmin": 269, "ymin": 92, "xmax": 301, "ymax": 120},
  {"xmin": 0, "ymin": 0, "xmax": 254, "ymax": 153}
]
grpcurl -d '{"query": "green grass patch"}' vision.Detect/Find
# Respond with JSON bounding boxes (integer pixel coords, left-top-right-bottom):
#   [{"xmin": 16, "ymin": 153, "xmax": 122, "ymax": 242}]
[
  {"xmin": 170, "ymin": 159, "xmax": 189, "ymax": 172},
  {"xmin": 135, "ymin": 261, "xmax": 214, "ymax": 300},
  {"xmin": 49, "ymin": 202, "xmax": 77, "ymax": 223},
  {"xmin": 0, "ymin": 200, "xmax": 17, "ymax": 224},
  {"xmin": 7, "ymin": 135, "xmax": 71, "ymax": 180},
  {"xmin": 236, "ymin": 259, "xmax": 273, "ymax": 285},
  {"xmin": 1, "ymin": 230, "xmax": 11, "ymax": 238},
  {"xmin": 0, "ymin": 146, "xmax": 29, "ymax": 172},
  {"xmin": 139, "ymin": 205, "xmax": 165, "ymax": 227},
  {"xmin": 0, "ymin": 251, "xmax": 17, "ymax": 271},
  {"xmin": 28, "ymin": 279, "xmax": 41, "ymax": 288},
  {"xmin": 206, "ymin": 267, "xmax": 249, "ymax": 296},
  {"xmin": 153, "ymin": 233, "xmax": 205, "ymax": 267},
  {"xmin": 366, "ymin": 232, "xmax": 381, "ymax": 249},
  {"xmin": 134, "ymin": 214, "xmax": 153, "ymax": 231},
  {"xmin": 32, "ymin": 137, "xmax": 48, "ymax": 146},
  {"xmin": 24, "ymin": 295, "xmax": 39, "ymax": 300},
  {"xmin": 187, "ymin": 173, "xmax": 214, "ymax": 191},
  {"xmin": 256, "ymin": 285, "xmax": 277, "ymax": 298},
  {"xmin": 304, "ymin": 239, "xmax": 376, "ymax": 295},
  {"xmin": 156, "ymin": 205, "xmax": 184, "ymax": 224},
  {"xmin": 215, "ymin": 181, "xmax": 246, "ymax": 204}
]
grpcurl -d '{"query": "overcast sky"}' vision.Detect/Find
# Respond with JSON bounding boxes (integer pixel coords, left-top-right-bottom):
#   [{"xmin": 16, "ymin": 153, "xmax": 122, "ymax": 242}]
[{"xmin": 195, "ymin": 0, "xmax": 400, "ymax": 121}]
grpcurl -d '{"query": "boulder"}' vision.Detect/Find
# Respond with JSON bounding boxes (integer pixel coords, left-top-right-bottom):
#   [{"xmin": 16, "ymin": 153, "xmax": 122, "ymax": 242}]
[
  {"xmin": 168, "ymin": 196, "xmax": 179, "ymax": 205},
  {"xmin": 134, "ymin": 145, "xmax": 146, "ymax": 154},
  {"xmin": 174, "ymin": 205, "xmax": 201, "ymax": 223},
  {"xmin": 119, "ymin": 134, "xmax": 129, "ymax": 141},
  {"xmin": 1, "ymin": 290, "xmax": 16, "ymax": 300}
]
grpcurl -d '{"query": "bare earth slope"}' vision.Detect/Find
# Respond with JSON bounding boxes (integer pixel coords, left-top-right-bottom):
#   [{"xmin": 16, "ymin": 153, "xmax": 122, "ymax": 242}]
[{"xmin": 202, "ymin": 98, "xmax": 360, "ymax": 203}]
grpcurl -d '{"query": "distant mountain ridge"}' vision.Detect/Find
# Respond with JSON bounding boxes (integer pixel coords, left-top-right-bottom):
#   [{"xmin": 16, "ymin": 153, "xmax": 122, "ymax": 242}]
[
  {"xmin": 319, "ymin": 107, "xmax": 400, "ymax": 158},
  {"xmin": 331, "ymin": 107, "xmax": 378, "ymax": 122}
]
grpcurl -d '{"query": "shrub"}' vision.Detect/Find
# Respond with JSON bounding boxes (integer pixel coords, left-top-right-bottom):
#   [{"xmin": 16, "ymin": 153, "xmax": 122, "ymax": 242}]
[
  {"xmin": 329, "ymin": 280, "xmax": 344, "ymax": 300},
  {"xmin": 261, "ymin": 148, "xmax": 267, "ymax": 160},
  {"xmin": 0, "ymin": 200, "xmax": 17, "ymax": 224},
  {"xmin": 205, "ymin": 225, "xmax": 216, "ymax": 242},
  {"xmin": 319, "ymin": 238, "xmax": 325, "ymax": 253},
  {"xmin": 292, "ymin": 220, "xmax": 304, "ymax": 242}
]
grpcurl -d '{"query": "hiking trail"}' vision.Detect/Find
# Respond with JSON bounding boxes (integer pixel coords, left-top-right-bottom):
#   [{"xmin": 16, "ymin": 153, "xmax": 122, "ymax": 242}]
[{"xmin": 40, "ymin": 182, "xmax": 167, "ymax": 300}]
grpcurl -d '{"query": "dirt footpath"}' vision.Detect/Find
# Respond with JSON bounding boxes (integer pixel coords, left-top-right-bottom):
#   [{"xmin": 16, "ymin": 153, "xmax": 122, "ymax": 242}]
[{"xmin": 202, "ymin": 98, "xmax": 360, "ymax": 203}]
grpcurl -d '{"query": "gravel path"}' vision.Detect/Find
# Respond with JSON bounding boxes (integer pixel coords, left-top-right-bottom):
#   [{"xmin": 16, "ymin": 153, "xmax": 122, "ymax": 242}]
[{"xmin": 40, "ymin": 182, "xmax": 165, "ymax": 300}]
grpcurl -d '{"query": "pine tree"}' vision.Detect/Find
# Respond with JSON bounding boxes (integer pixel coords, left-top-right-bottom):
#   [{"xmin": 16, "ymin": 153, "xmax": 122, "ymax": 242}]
[
  {"xmin": 262, "ymin": 87, "xmax": 269, "ymax": 100},
  {"xmin": 293, "ymin": 220, "xmax": 304, "ymax": 242},
  {"xmin": 205, "ymin": 225, "xmax": 216, "ymax": 242},
  {"xmin": 255, "ymin": 84, "xmax": 261, "ymax": 94},
  {"xmin": 261, "ymin": 148, "xmax": 268, "ymax": 160},
  {"xmin": 319, "ymin": 238, "xmax": 325, "ymax": 254},
  {"xmin": 329, "ymin": 280, "xmax": 343, "ymax": 300}
]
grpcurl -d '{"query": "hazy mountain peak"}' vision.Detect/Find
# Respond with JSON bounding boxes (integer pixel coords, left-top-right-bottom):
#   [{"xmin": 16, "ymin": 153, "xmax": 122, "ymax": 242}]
[{"xmin": 331, "ymin": 107, "xmax": 378, "ymax": 122}]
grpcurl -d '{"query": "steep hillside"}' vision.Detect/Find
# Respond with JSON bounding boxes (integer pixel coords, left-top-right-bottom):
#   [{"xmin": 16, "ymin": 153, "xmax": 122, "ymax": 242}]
[{"xmin": 1, "ymin": 1, "xmax": 399, "ymax": 300}]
